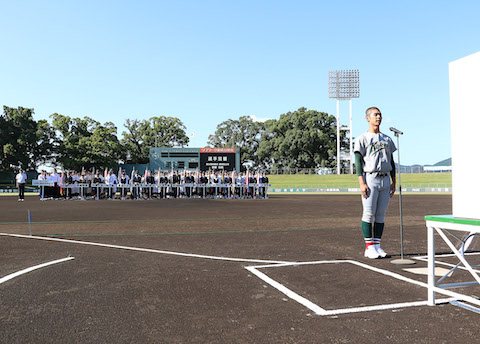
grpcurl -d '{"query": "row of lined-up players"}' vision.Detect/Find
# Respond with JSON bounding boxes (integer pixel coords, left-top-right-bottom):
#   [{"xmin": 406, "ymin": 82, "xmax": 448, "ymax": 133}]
[{"xmin": 38, "ymin": 169, "xmax": 269, "ymax": 199}]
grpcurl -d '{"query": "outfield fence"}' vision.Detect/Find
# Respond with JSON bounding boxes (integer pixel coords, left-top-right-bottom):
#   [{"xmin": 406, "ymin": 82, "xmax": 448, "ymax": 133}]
[
  {"xmin": 270, "ymin": 186, "xmax": 452, "ymax": 193},
  {"xmin": 266, "ymin": 166, "xmax": 445, "ymax": 175},
  {"xmin": 269, "ymin": 183, "xmax": 452, "ymax": 193},
  {"xmin": 270, "ymin": 183, "xmax": 452, "ymax": 189}
]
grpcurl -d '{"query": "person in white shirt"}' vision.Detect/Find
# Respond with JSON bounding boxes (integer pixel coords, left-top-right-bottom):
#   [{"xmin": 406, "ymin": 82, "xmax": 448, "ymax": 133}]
[
  {"xmin": 71, "ymin": 172, "xmax": 81, "ymax": 196},
  {"xmin": 108, "ymin": 170, "xmax": 118, "ymax": 199},
  {"xmin": 38, "ymin": 170, "xmax": 46, "ymax": 181},
  {"xmin": 37, "ymin": 170, "xmax": 47, "ymax": 199},
  {"xmin": 16, "ymin": 169, "xmax": 27, "ymax": 201}
]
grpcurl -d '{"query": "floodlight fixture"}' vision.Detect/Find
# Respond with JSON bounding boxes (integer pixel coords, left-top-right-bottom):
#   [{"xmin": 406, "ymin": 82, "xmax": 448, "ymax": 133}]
[{"xmin": 328, "ymin": 69, "xmax": 360, "ymax": 100}]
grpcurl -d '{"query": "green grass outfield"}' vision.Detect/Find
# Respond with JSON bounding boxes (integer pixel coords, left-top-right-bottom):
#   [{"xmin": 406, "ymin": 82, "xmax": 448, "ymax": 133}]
[{"xmin": 267, "ymin": 172, "xmax": 452, "ymax": 188}]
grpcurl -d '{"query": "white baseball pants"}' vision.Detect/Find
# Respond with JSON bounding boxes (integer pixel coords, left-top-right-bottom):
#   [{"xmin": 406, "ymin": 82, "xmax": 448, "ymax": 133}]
[{"xmin": 361, "ymin": 174, "xmax": 391, "ymax": 223}]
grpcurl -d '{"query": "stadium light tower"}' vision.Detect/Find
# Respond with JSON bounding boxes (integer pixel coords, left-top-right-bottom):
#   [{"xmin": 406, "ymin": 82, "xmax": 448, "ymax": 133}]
[{"xmin": 328, "ymin": 70, "xmax": 360, "ymax": 174}]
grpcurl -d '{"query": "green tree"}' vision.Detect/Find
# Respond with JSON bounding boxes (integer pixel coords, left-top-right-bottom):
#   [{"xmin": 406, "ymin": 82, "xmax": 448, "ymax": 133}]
[
  {"xmin": 258, "ymin": 107, "xmax": 340, "ymax": 170},
  {"xmin": 0, "ymin": 106, "xmax": 56, "ymax": 172},
  {"xmin": 207, "ymin": 116, "xmax": 265, "ymax": 169},
  {"xmin": 50, "ymin": 114, "xmax": 124, "ymax": 170},
  {"xmin": 122, "ymin": 116, "xmax": 189, "ymax": 164}
]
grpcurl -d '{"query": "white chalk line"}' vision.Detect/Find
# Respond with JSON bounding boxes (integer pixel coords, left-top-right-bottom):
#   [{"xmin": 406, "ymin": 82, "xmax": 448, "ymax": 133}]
[
  {"xmin": 0, "ymin": 257, "xmax": 75, "ymax": 285},
  {"xmin": 413, "ymin": 253, "xmax": 480, "ymax": 274},
  {"xmin": 245, "ymin": 266, "xmax": 327, "ymax": 315},
  {"xmin": 246, "ymin": 260, "xmax": 455, "ymax": 316},
  {"xmin": 415, "ymin": 252, "xmax": 480, "ymax": 260},
  {"xmin": 253, "ymin": 259, "xmax": 428, "ymax": 288},
  {"xmin": 412, "ymin": 252, "xmax": 480, "ymax": 309},
  {"xmin": 1, "ymin": 232, "xmax": 461, "ymax": 316},
  {"xmin": 0, "ymin": 233, "xmax": 291, "ymax": 264}
]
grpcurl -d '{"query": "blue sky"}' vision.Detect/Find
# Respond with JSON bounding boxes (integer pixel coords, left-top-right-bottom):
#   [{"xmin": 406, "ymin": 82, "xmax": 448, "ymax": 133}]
[{"xmin": 1, "ymin": 0, "xmax": 478, "ymax": 166}]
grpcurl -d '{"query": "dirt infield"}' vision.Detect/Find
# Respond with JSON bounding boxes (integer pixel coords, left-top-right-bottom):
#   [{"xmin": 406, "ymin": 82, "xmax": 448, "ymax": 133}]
[{"xmin": 1, "ymin": 194, "xmax": 479, "ymax": 343}]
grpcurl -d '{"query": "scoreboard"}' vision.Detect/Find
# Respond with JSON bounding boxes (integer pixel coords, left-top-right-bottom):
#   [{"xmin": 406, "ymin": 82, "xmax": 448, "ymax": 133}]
[
  {"xmin": 150, "ymin": 147, "xmax": 240, "ymax": 172},
  {"xmin": 199, "ymin": 148, "xmax": 237, "ymax": 171}
]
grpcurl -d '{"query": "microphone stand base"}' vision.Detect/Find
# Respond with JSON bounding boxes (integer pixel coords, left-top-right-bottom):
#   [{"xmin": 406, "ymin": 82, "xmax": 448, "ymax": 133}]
[{"xmin": 390, "ymin": 258, "xmax": 416, "ymax": 265}]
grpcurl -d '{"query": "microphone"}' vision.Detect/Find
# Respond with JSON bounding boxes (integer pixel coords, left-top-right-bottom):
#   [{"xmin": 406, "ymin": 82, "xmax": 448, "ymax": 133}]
[{"xmin": 390, "ymin": 127, "xmax": 403, "ymax": 135}]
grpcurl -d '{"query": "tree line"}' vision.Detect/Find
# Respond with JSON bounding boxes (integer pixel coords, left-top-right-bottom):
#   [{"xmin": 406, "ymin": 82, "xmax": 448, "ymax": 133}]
[
  {"xmin": 1, "ymin": 105, "xmax": 347, "ymax": 174},
  {"xmin": 208, "ymin": 107, "xmax": 349, "ymax": 170}
]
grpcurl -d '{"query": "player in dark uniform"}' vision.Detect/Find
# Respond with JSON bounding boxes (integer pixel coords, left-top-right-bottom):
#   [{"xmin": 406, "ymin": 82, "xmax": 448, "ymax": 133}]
[
  {"xmin": 248, "ymin": 173, "xmax": 255, "ymax": 198},
  {"xmin": 92, "ymin": 172, "xmax": 102, "ymax": 199},
  {"xmin": 145, "ymin": 171, "xmax": 155, "ymax": 199},
  {"xmin": 119, "ymin": 170, "xmax": 130, "ymax": 200},
  {"xmin": 260, "ymin": 173, "xmax": 269, "ymax": 199},
  {"xmin": 132, "ymin": 171, "xmax": 142, "ymax": 200}
]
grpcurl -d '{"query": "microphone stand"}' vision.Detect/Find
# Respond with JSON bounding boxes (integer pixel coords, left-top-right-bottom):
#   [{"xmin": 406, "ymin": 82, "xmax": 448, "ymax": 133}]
[{"xmin": 391, "ymin": 129, "xmax": 415, "ymax": 265}]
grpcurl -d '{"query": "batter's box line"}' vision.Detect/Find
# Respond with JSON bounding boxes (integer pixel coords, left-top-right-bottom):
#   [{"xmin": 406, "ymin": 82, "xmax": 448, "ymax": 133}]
[
  {"xmin": 413, "ymin": 252, "xmax": 480, "ymax": 274},
  {"xmin": 245, "ymin": 260, "xmax": 454, "ymax": 316}
]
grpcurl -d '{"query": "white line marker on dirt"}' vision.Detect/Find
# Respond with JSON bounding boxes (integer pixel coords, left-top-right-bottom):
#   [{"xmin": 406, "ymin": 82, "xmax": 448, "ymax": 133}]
[
  {"xmin": 245, "ymin": 265, "xmax": 327, "ymax": 315},
  {"xmin": 322, "ymin": 298, "xmax": 454, "ymax": 316},
  {"xmin": 0, "ymin": 233, "xmax": 291, "ymax": 264},
  {"xmin": 0, "ymin": 257, "xmax": 74, "ymax": 285},
  {"xmin": 246, "ymin": 260, "xmax": 455, "ymax": 316},
  {"xmin": 413, "ymin": 254, "xmax": 480, "ymax": 274},
  {"xmin": 1, "ymin": 233, "xmax": 459, "ymax": 316}
]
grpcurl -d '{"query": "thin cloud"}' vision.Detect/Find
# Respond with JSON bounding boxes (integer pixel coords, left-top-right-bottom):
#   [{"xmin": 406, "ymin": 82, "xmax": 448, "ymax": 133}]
[{"xmin": 249, "ymin": 115, "xmax": 273, "ymax": 123}]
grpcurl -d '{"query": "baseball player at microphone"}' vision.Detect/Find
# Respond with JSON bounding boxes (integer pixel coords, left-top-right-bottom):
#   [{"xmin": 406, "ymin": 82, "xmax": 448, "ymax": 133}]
[{"xmin": 354, "ymin": 107, "xmax": 396, "ymax": 259}]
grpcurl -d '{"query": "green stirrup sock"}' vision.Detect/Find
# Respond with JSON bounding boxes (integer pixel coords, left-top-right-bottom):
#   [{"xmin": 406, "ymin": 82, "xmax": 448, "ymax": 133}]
[
  {"xmin": 361, "ymin": 221, "xmax": 372, "ymax": 239},
  {"xmin": 374, "ymin": 222, "xmax": 384, "ymax": 239}
]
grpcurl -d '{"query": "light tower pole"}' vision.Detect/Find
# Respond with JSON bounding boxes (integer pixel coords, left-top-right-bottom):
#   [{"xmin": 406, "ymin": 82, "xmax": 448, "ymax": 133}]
[
  {"xmin": 349, "ymin": 99, "xmax": 353, "ymax": 173},
  {"xmin": 336, "ymin": 99, "xmax": 340, "ymax": 174},
  {"xmin": 328, "ymin": 70, "xmax": 360, "ymax": 174}
]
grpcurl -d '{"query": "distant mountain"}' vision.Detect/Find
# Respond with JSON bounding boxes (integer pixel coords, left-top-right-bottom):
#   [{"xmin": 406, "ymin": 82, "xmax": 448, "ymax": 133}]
[
  {"xmin": 394, "ymin": 163, "xmax": 421, "ymax": 169},
  {"xmin": 434, "ymin": 158, "xmax": 451, "ymax": 166},
  {"xmin": 394, "ymin": 158, "xmax": 451, "ymax": 169},
  {"xmin": 420, "ymin": 158, "xmax": 451, "ymax": 167}
]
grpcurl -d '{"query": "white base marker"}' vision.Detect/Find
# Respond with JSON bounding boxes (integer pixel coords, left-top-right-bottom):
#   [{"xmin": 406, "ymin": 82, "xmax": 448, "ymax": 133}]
[{"xmin": 403, "ymin": 267, "xmax": 453, "ymax": 277}]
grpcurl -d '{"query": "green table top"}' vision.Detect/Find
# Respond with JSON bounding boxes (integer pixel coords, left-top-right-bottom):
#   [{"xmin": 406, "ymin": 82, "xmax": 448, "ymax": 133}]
[{"xmin": 425, "ymin": 215, "xmax": 480, "ymax": 226}]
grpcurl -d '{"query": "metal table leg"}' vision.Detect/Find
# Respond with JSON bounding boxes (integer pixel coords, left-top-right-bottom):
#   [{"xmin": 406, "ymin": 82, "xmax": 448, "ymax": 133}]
[{"xmin": 428, "ymin": 225, "xmax": 435, "ymax": 306}]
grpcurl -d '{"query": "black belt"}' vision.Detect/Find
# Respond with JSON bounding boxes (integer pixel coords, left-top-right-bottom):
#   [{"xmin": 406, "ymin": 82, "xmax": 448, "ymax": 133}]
[{"xmin": 368, "ymin": 172, "xmax": 388, "ymax": 177}]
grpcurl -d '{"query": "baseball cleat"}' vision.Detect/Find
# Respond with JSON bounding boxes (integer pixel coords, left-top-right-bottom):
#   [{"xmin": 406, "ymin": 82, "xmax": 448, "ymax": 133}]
[
  {"xmin": 375, "ymin": 246, "xmax": 387, "ymax": 258},
  {"xmin": 364, "ymin": 246, "xmax": 380, "ymax": 259}
]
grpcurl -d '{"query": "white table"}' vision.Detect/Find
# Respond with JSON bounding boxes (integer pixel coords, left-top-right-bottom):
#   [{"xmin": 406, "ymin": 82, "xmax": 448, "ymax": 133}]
[{"xmin": 426, "ymin": 215, "xmax": 480, "ymax": 306}]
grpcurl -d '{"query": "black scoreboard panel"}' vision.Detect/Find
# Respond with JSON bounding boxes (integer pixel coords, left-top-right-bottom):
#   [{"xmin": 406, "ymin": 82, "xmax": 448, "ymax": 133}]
[{"xmin": 200, "ymin": 152, "xmax": 236, "ymax": 171}]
